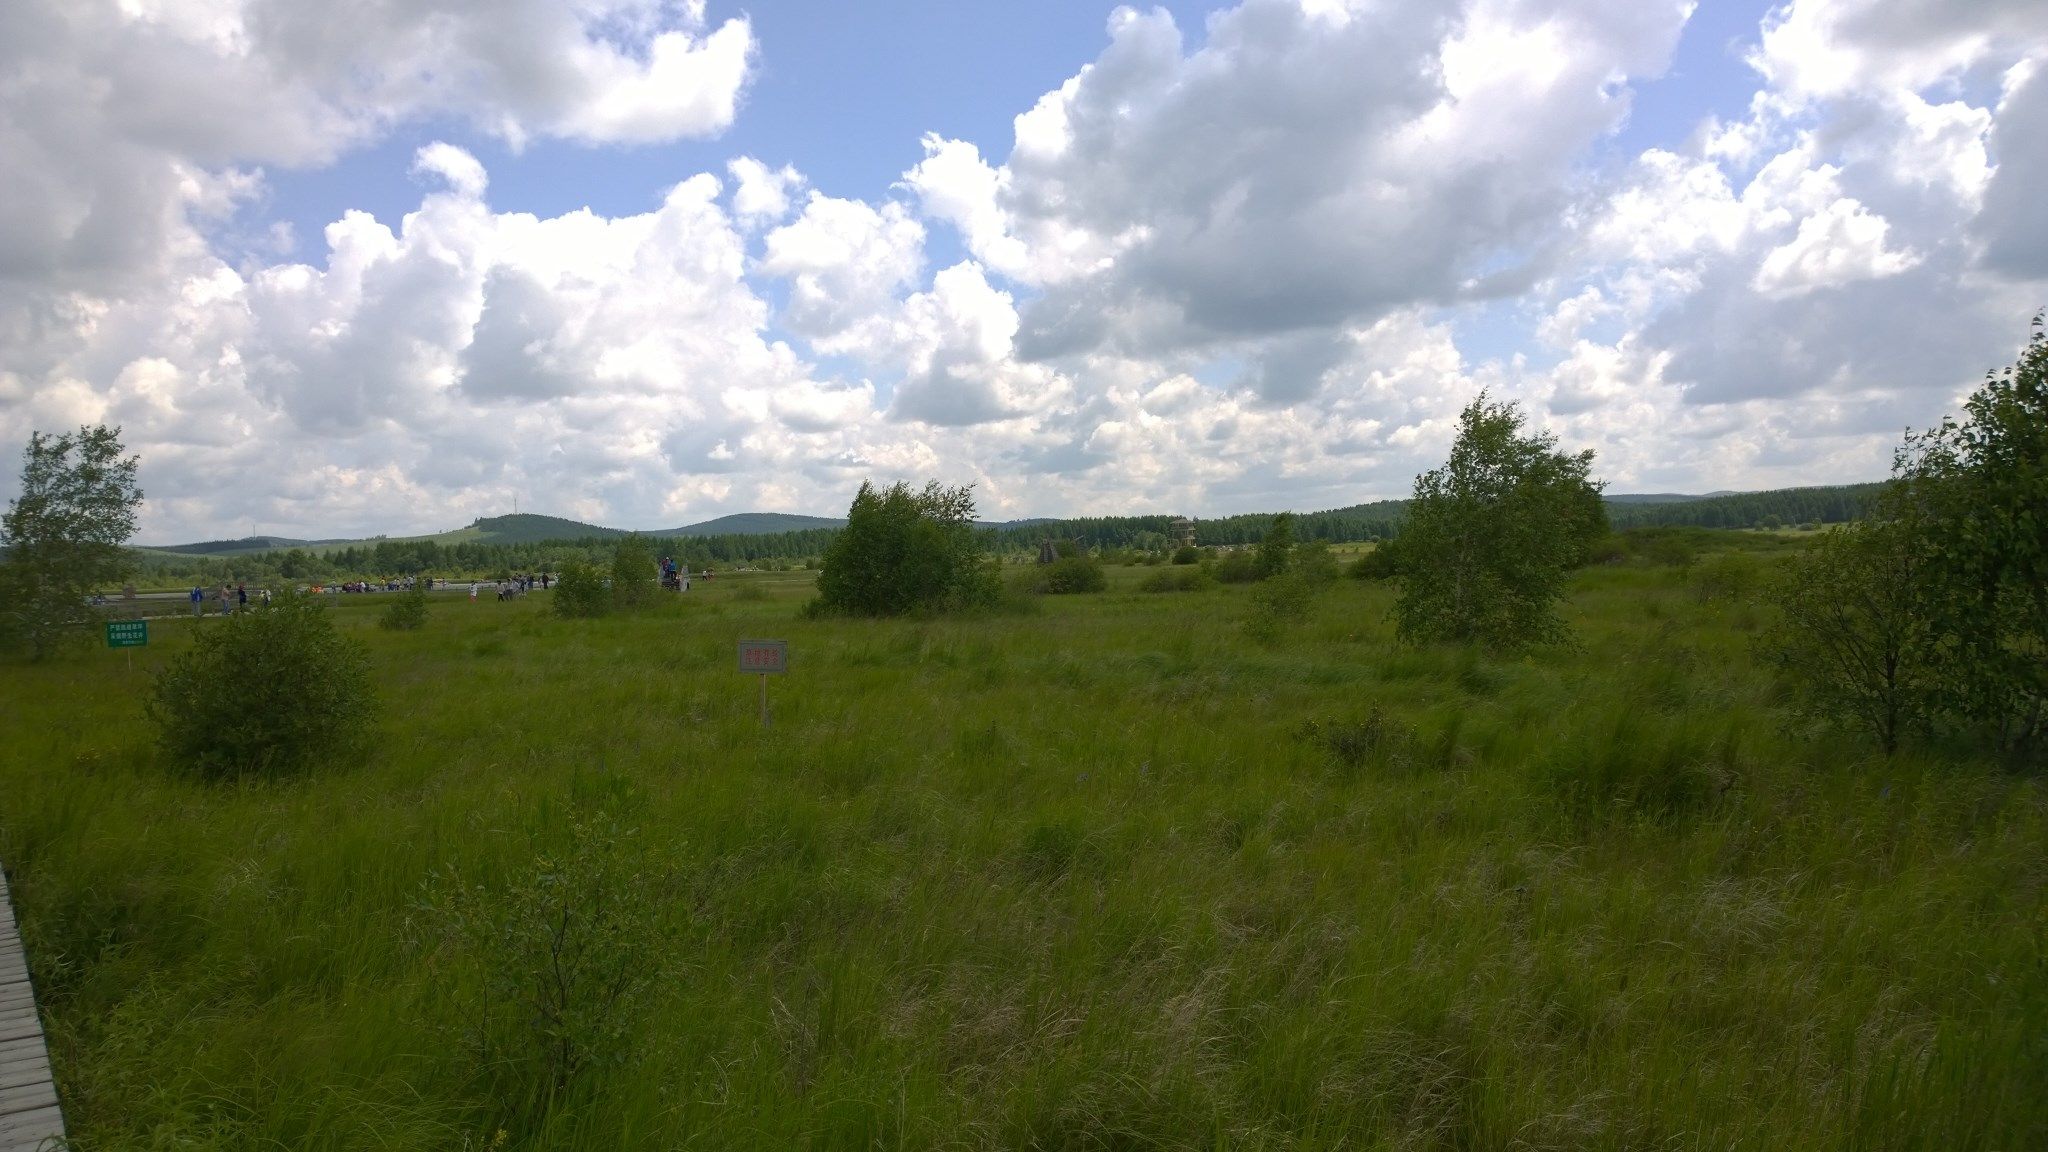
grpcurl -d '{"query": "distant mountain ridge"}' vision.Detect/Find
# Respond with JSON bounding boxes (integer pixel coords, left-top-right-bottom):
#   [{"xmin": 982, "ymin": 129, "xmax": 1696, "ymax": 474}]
[{"xmin": 139, "ymin": 484, "xmax": 1884, "ymax": 556}]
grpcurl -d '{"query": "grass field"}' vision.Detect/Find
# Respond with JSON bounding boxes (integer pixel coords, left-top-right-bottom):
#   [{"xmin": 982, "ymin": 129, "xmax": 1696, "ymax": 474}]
[{"xmin": 1, "ymin": 549, "xmax": 2042, "ymax": 1149}]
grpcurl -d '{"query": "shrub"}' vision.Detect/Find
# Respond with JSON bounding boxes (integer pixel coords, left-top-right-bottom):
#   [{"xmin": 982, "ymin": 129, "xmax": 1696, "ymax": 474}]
[
  {"xmin": 1692, "ymin": 551, "xmax": 1762, "ymax": 603},
  {"xmin": 552, "ymin": 560, "xmax": 610, "ymax": 619},
  {"xmin": 1294, "ymin": 540, "xmax": 1340, "ymax": 584},
  {"xmin": 1347, "ymin": 541, "xmax": 1401, "ymax": 581},
  {"xmin": 813, "ymin": 480, "xmax": 999, "ymax": 616},
  {"xmin": 146, "ymin": 592, "xmax": 374, "ymax": 776},
  {"xmin": 1254, "ymin": 513, "xmax": 1295, "ymax": 580},
  {"xmin": 1213, "ymin": 551, "xmax": 1260, "ymax": 584},
  {"xmin": 1170, "ymin": 546, "xmax": 1201, "ymax": 565},
  {"xmin": 609, "ymin": 535, "xmax": 657, "ymax": 609},
  {"xmin": 1767, "ymin": 521, "xmax": 1932, "ymax": 755},
  {"xmin": 1299, "ymin": 709, "xmax": 1414, "ymax": 775},
  {"xmin": 1244, "ymin": 570, "xmax": 1321, "ymax": 643},
  {"xmin": 1888, "ymin": 317, "xmax": 2048, "ymax": 754},
  {"xmin": 1623, "ymin": 527, "xmax": 1703, "ymax": 569},
  {"xmin": 1029, "ymin": 554, "xmax": 1106, "ymax": 594},
  {"xmin": 415, "ymin": 811, "xmax": 669, "ymax": 1104},
  {"xmin": 1140, "ymin": 566, "xmax": 1212, "ymax": 593},
  {"xmin": 378, "ymin": 582, "xmax": 428, "ymax": 630}
]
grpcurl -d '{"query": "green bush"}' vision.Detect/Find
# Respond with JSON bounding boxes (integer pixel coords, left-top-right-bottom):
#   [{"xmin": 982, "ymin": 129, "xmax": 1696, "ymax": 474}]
[
  {"xmin": 1139, "ymin": 566, "xmax": 1212, "ymax": 593},
  {"xmin": 416, "ymin": 811, "xmax": 670, "ymax": 1105},
  {"xmin": 1299, "ymin": 709, "xmax": 1414, "ymax": 775},
  {"xmin": 610, "ymin": 535, "xmax": 657, "ymax": 609},
  {"xmin": 1027, "ymin": 554, "xmax": 1107, "ymax": 594},
  {"xmin": 1213, "ymin": 551, "xmax": 1260, "ymax": 584},
  {"xmin": 1623, "ymin": 527, "xmax": 1705, "ymax": 569},
  {"xmin": 1294, "ymin": 540, "xmax": 1340, "ymax": 584},
  {"xmin": 813, "ymin": 480, "xmax": 999, "ymax": 616},
  {"xmin": 1767, "ymin": 522, "xmax": 1931, "ymax": 754},
  {"xmin": 1170, "ymin": 546, "xmax": 1201, "ymax": 565},
  {"xmin": 378, "ymin": 582, "xmax": 428, "ymax": 631},
  {"xmin": 1347, "ymin": 541, "xmax": 1401, "ymax": 580},
  {"xmin": 1243, "ymin": 570, "xmax": 1321, "ymax": 643},
  {"xmin": 1255, "ymin": 513, "xmax": 1295, "ymax": 580},
  {"xmin": 552, "ymin": 560, "xmax": 610, "ymax": 619},
  {"xmin": 145, "ymin": 593, "xmax": 374, "ymax": 776},
  {"xmin": 1692, "ymin": 551, "xmax": 1762, "ymax": 603}
]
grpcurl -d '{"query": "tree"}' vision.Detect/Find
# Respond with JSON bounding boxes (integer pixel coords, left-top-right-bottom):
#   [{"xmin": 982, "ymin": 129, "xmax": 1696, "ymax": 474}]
[
  {"xmin": 552, "ymin": 560, "xmax": 610, "ymax": 619},
  {"xmin": 0, "ymin": 425, "xmax": 144, "ymax": 659},
  {"xmin": 1768, "ymin": 520, "xmax": 1930, "ymax": 754},
  {"xmin": 812, "ymin": 480, "xmax": 999, "ymax": 616},
  {"xmin": 1887, "ymin": 316, "xmax": 2048, "ymax": 753},
  {"xmin": 1254, "ymin": 513, "xmax": 1295, "ymax": 580},
  {"xmin": 609, "ymin": 535, "xmax": 656, "ymax": 609},
  {"xmin": 1393, "ymin": 395, "xmax": 1606, "ymax": 648}
]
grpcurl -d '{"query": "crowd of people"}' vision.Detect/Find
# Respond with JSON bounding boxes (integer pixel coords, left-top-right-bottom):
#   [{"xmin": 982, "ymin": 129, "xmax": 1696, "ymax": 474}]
[
  {"xmin": 188, "ymin": 582, "xmax": 269, "ymax": 615},
  {"xmin": 168, "ymin": 567, "xmax": 750, "ymax": 614},
  {"xmin": 469, "ymin": 573, "xmax": 550, "ymax": 601}
]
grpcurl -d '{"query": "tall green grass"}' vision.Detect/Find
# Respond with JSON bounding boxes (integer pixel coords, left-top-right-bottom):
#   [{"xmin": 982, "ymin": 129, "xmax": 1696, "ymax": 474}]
[{"xmin": 0, "ymin": 552, "xmax": 2041, "ymax": 1149}]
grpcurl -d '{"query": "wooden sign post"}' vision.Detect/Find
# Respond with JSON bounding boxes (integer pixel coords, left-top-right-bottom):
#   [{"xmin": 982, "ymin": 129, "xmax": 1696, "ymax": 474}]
[{"xmin": 737, "ymin": 639, "xmax": 788, "ymax": 727}]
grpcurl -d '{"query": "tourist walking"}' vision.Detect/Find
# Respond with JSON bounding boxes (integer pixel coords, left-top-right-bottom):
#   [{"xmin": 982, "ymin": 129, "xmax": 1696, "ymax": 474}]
[{"xmin": 190, "ymin": 585, "xmax": 203, "ymax": 616}]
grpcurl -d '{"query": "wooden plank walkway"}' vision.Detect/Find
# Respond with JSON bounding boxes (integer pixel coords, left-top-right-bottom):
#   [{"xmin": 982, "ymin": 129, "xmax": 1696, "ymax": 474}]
[{"xmin": 0, "ymin": 869, "xmax": 64, "ymax": 1151}]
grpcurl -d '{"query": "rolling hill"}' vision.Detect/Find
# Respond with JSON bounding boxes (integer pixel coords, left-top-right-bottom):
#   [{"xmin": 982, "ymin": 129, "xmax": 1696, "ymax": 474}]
[
  {"xmin": 657, "ymin": 512, "xmax": 846, "ymax": 537},
  {"xmin": 135, "ymin": 482, "xmax": 1888, "ymax": 560}
]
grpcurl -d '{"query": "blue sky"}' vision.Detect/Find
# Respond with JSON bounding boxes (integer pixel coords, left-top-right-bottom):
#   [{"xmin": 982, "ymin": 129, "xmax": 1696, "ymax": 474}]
[{"xmin": 2, "ymin": 0, "xmax": 2043, "ymax": 540}]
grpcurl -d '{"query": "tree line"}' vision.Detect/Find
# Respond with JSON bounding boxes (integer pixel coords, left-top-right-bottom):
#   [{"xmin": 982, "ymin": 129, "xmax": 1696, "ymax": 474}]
[
  {"xmin": 103, "ymin": 479, "xmax": 1885, "ymax": 588},
  {"xmin": 1604, "ymin": 484, "xmax": 1881, "ymax": 529},
  {"xmin": 129, "ymin": 528, "xmax": 842, "ymax": 583}
]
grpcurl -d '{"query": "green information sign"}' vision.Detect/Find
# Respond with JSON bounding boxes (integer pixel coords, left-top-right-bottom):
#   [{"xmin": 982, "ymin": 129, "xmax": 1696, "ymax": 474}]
[{"xmin": 105, "ymin": 619, "xmax": 148, "ymax": 648}]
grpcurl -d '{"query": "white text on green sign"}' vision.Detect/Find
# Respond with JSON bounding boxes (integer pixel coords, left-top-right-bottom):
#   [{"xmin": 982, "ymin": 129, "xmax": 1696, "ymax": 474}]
[{"xmin": 105, "ymin": 620, "xmax": 148, "ymax": 648}]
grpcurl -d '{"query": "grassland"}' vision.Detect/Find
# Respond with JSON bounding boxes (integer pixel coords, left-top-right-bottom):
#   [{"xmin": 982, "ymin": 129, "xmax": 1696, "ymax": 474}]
[{"xmin": 1, "ymin": 544, "xmax": 2042, "ymax": 1149}]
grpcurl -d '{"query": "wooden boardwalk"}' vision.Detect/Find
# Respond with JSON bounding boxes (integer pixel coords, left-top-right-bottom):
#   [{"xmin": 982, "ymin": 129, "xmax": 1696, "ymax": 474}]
[{"xmin": 0, "ymin": 870, "xmax": 64, "ymax": 1151}]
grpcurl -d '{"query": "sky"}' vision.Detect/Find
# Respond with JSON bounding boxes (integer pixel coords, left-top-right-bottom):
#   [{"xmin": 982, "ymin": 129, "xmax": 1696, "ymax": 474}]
[{"xmin": 0, "ymin": 0, "xmax": 2043, "ymax": 543}]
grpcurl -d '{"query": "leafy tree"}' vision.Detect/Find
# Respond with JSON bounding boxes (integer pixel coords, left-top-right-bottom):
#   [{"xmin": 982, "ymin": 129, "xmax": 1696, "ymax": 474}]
[
  {"xmin": 552, "ymin": 560, "xmax": 610, "ymax": 619},
  {"xmin": 1254, "ymin": 513, "xmax": 1295, "ymax": 580},
  {"xmin": 146, "ymin": 592, "xmax": 374, "ymax": 776},
  {"xmin": 1393, "ymin": 395, "xmax": 1606, "ymax": 648},
  {"xmin": 1170, "ymin": 545, "xmax": 1201, "ymax": 565},
  {"xmin": 0, "ymin": 425, "xmax": 143, "ymax": 659},
  {"xmin": 609, "ymin": 535, "xmax": 657, "ymax": 608},
  {"xmin": 1888, "ymin": 316, "xmax": 2048, "ymax": 752},
  {"xmin": 812, "ymin": 480, "xmax": 998, "ymax": 616},
  {"xmin": 1767, "ymin": 520, "xmax": 1931, "ymax": 754}
]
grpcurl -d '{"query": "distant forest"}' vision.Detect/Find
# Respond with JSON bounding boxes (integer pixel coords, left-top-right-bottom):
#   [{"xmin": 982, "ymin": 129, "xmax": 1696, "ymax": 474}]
[
  {"xmin": 127, "ymin": 483, "xmax": 1885, "ymax": 583},
  {"xmin": 1603, "ymin": 483, "xmax": 1881, "ymax": 529}
]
